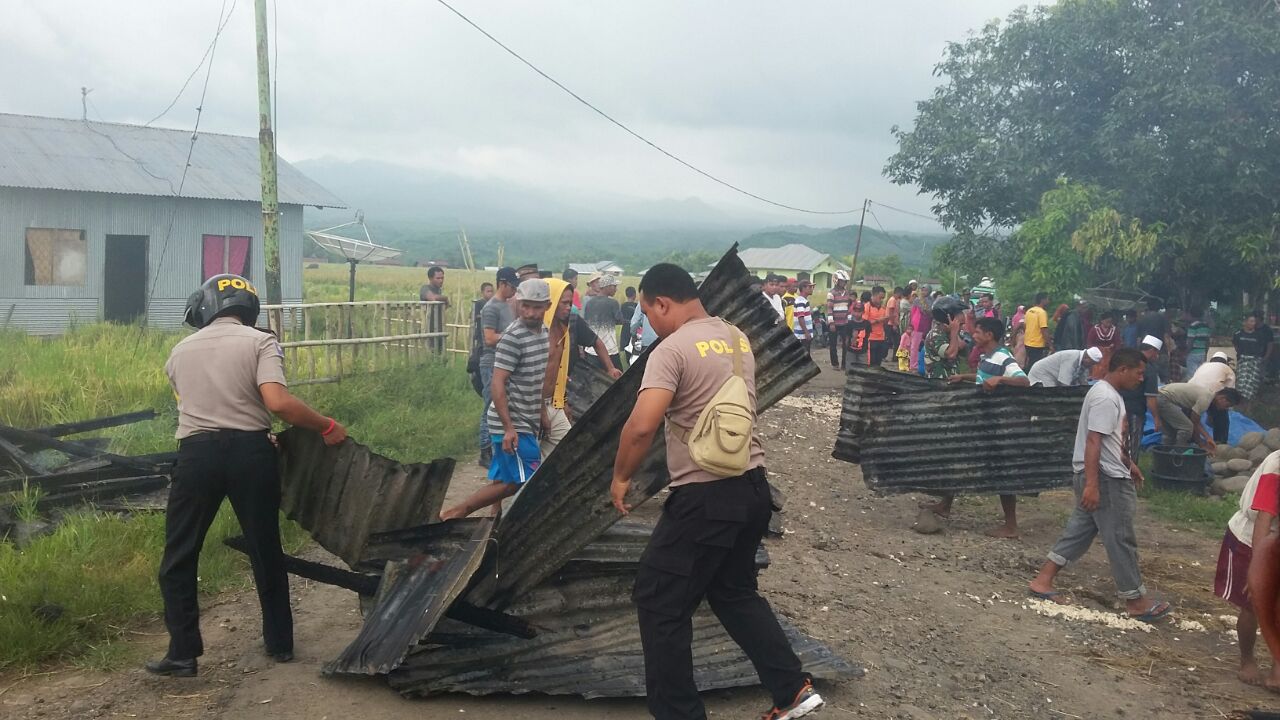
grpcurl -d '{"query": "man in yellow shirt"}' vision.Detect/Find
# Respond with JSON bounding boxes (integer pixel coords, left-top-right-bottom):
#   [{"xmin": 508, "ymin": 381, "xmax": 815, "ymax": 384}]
[{"xmin": 1024, "ymin": 292, "xmax": 1052, "ymax": 370}]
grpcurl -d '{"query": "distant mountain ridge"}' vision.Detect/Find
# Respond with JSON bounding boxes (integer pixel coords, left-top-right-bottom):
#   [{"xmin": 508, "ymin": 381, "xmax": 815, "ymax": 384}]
[{"xmin": 294, "ymin": 157, "xmax": 948, "ymax": 270}]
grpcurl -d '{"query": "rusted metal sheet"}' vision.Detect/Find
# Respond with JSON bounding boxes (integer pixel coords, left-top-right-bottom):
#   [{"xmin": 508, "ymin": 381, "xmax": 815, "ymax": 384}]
[
  {"xmin": 323, "ymin": 517, "xmax": 495, "ymax": 676},
  {"xmin": 389, "ymin": 572, "xmax": 860, "ymax": 698},
  {"xmin": 277, "ymin": 428, "xmax": 453, "ymax": 567},
  {"xmin": 833, "ymin": 366, "xmax": 1088, "ymax": 495},
  {"xmin": 468, "ymin": 244, "xmax": 820, "ymax": 609}
]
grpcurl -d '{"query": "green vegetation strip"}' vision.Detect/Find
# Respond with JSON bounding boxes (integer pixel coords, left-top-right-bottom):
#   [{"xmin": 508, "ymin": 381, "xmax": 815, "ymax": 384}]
[{"xmin": 0, "ymin": 325, "xmax": 479, "ymax": 670}]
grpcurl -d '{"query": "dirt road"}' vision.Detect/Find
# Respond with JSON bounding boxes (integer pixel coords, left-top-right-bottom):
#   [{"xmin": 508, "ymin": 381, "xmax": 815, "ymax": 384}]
[{"xmin": 4, "ymin": 367, "xmax": 1277, "ymax": 719}]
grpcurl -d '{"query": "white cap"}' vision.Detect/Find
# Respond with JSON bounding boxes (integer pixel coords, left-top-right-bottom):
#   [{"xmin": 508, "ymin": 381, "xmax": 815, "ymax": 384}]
[
  {"xmin": 1141, "ymin": 335, "xmax": 1163, "ymax": 351},
  {"xmin": 1211, "ymin": 351, "xmax": 1230, "ymax": 361},
  {"xmin": 834, "ymin": 270, "xmax": 849, "ymax": 282},
  {"xmin": 514, "ymin": 278, "xmax": 551, "ymax": 302},
  {"xmin": 1085, "ymin": 347, "xmax": 1103, "ymax": 362},
  {"xmin": 597, "ymin": 273, "xmax": 619, "ymax": 289},
  {"xmin": 908, "ymin": 279, "xmax": 919, "ymax": 286}
]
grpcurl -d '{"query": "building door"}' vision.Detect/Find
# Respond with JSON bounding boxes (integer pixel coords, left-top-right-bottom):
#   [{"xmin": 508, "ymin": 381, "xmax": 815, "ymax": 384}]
[{"xmin": 104, "ymin": 235, "xmax": 148, "ymax": 324}]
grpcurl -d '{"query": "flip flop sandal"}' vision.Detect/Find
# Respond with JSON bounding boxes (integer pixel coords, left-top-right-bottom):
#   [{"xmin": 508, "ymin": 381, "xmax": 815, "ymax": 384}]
[
  {"xmin": 1028, "ymin": 590, "xmax": 1069, "ymax": 604},
  {"xmin": 1129, "ymin": 601, "xmax": 1172, "ymax": 623}
]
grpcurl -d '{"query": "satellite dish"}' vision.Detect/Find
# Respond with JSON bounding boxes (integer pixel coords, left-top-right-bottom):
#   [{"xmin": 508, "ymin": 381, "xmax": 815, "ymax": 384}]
[{"xmin": 305, "ymin": 213, "xmax": 403, "ymax": 303}]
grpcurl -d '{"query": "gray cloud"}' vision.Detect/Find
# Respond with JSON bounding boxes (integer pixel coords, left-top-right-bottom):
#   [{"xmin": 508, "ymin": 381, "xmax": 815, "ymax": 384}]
[{"xmin": 1, "ymin": 0, "xmax": 1042, "ymax": 231}]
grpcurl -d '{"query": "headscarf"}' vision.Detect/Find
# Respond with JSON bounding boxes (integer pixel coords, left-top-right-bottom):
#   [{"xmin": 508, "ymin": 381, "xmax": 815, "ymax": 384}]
[
  {"xmin": 1052, "ymin": 304, "xmax": 1070, "ymax": 323},
  {"xmin": 1012, "ymin": 305, "xmax": 1026, "ymax": 328},
  {"xmin": 543, "ymin": 279, "xmax": 572, "ymax": 410}
]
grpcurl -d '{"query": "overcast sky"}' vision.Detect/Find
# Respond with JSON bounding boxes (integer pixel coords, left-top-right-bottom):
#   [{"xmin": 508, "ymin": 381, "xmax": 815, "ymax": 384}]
[{"xmin": 2, "ymin": 1, "xmax": 1042, "ymax": 230}]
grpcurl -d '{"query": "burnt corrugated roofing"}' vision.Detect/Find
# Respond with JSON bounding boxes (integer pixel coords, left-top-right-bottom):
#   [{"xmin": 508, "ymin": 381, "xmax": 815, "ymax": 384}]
[
  {"xmin": 324, "ymin": 517, "xmax": 495, "ymax": 676},
  {"xmin": 833, "ymin": 366, "xmax": 1088, "ymax": 494},
  {"xmin": 467, "ymin": 244, "xmax": 821, "ymax": 609},
  {"xmin": 277, "ymin": 428, "xmax": 454, "ymax": 567},
  {"xmin": 389, "ymin": 572, "xmax": 860, "ymax": 698},
  {"xmin": 0, "ymin": 113, "xmax": 345, "ymax": 207}
]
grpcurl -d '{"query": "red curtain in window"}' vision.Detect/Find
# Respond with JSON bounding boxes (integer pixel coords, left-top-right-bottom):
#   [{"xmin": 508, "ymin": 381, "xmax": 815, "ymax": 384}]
[
  {"xmin": 202, "ymin": 235, "xmax": 252, "ymax": 280},
  {"xmin": 227, "ymin": 236, "xmax": 250, "ymax": 275},
  {"xmin": 202, "ymin": 235, "xmax": 226, "ymax": 281}
]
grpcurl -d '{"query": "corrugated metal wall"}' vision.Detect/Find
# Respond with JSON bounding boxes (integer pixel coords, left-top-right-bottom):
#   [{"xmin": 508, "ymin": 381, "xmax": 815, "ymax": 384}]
[{"xmin": 0, "ymin": 187, "xmax": 305, "ymax": 333}]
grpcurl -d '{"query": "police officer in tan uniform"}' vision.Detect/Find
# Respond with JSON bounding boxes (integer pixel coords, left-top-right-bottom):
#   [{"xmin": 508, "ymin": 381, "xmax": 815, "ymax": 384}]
[{"xmin": 146, "ymin": 274, "xmax": 347, "ymax": 677}]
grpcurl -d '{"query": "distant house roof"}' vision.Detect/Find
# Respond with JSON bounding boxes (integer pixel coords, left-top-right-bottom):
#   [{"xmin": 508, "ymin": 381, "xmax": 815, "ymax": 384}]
[
  {"xmin": 738, "ymin": 244, "xmax": 848, "ymax": 273},
  {"xmin": 0, "ymin": 113, "xmax": 345, "ymax": 207},
  {"xmin": 568, "ymin": 260, "xmax": 623, "ymax": 275}
]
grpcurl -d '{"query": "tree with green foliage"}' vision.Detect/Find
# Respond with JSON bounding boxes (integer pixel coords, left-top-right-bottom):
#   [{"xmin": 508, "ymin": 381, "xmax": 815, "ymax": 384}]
[
  {"xmin": 853, "ymin": 254, "xmax": 907, "ymax": 286},
  {"xmin": 888, "ymin": 0, "xmax": 1280, "ymax": 304}
]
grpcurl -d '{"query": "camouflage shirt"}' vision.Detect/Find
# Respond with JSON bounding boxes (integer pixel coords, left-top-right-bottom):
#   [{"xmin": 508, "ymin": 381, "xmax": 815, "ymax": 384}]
[{"xmin": 924, "ymin": 326, "xmax": 961, "ymax": 379}]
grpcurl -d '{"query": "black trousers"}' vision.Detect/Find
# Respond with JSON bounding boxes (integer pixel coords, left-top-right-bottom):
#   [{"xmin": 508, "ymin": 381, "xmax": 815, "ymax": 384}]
[
  {"xmin": 634, "ymin": 468, "xmax": 808, "ymax": 720},
  {"xmin": 1025, "ymin": 346, "xmax": 1049, "ymax": 370},
  {"xmin": 159, "ymin": 431, "xmax": 292, "ymax": 660},
  {"xmin": 828, "ymin": 325, "xmax": 850, "ymax": 368},
  {"xmin": 869, "ymin": 339, "xmax": 891, "ymax": 367},
  {"xmin": 1208, "ymin": 404, "xmax": 1231, "ymax": 444}
]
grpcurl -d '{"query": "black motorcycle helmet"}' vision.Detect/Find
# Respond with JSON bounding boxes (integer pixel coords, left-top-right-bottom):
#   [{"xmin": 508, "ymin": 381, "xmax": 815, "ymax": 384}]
[
  {"xmin": 931, "ymin": 296, "xmax": 968, "ymax": 325},
  {"xmin": 183, "ymin": 274, "xmax": 261, "ymax": 329}
]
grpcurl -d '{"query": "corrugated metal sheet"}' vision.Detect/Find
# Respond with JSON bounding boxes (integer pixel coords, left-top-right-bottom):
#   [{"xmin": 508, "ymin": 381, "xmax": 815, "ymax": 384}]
[
  {"xmin": 468, "ymin": 244, "xmax": 820, "ymax": 609},
  {"xmin": 389, "ymin": 572, "xmax": 860, "ymax": 698},
  {"xmin": 324, "ymin": 517, "xmax": 495, "ymax": 676},
  {"xmin": 0, "ymin": 113, "xmax": 344, "ymax": 207},
  {"xmin": 277, "ymin": 428, "xmax": 454, "ymax": 567},
  {"xmin": 833, "ymin": 366, "xmax": 1088, "ymax": 494},
  {"xmin": 0, "ymin": 189, "xmax": 306, "ymax": 332}
]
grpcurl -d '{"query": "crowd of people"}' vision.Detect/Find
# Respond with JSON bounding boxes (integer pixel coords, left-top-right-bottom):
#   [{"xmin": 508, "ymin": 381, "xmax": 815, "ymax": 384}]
[{"xmin": 433, "ymin": 263, "xmax": 1280, "ymax": 703}]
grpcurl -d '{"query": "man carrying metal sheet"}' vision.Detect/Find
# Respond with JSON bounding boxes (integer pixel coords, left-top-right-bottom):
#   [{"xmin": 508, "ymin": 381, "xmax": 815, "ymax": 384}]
[
  {"xmin": 929, "ymin": 316, "xmax": 1031, "ymax": 538},
  {"xmin": 610, "ymin": 263, "xmax": 824, "ymax": 720},
  {"xmin": 148, "ymin": 274, "xmax": 348, "ymax": 677}
]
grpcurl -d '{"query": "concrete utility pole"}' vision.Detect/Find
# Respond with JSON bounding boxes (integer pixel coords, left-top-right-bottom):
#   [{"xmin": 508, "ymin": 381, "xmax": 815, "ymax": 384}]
[
  {"xmin": 254, "ymin": 0, "xmax": 282, "ymax": 308},
  {"xmin": 849, "ymin": 199, "xmax": 869, "ymax": 283}
]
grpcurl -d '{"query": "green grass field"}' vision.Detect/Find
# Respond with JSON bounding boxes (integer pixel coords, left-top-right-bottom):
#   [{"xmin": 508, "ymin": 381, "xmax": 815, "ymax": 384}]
[{"xmin": 0, "ymin": 266, "xmax": 484, "ymax": 669}]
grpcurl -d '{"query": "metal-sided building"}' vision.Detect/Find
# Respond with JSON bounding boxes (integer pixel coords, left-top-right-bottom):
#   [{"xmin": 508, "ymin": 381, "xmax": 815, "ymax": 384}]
[{"xmin": 0, "ymin": 113, "xmax": 344, "ymax": 334}]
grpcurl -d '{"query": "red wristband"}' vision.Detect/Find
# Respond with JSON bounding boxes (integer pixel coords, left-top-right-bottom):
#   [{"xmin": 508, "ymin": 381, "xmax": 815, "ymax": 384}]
[{"xmin": 321, "ymin": 418, "xmax": 336, "ymax": 436}]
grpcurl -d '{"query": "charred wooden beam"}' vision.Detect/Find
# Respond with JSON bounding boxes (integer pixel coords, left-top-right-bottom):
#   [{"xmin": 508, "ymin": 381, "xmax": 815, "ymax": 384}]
[
  {"xmin": 222, "ymin": 536, "xmax": 537, "ymax": 641},
  {"xmin": 33, "ymin": 475, "xmax": 170, "ymax": 509},
  {"xmin": 0, "ymin": 425, "xmax": 163, "ymax": 474},
  {"xmin": 30, "ymin": 410, "xmax": 157, "ymax": 438}
]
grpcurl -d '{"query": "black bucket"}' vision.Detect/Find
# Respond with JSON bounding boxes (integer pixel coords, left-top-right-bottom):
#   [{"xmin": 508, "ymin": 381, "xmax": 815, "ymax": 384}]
[{"xmin": 1151, "ymin": 444, "xmax": 1209, "ymax": 493}]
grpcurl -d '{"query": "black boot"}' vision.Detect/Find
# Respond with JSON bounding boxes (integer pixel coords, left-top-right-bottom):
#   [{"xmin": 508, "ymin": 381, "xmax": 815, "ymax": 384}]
[{"xmin": 145, "ymin": 656, "xmax": 197, "ymax": 677}]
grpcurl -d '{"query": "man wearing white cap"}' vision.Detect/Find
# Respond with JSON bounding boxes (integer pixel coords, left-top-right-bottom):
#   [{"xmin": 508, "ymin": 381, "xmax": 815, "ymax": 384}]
[
  {"xmin": 1191, "ymin": 351, "xmax": 1237, "ymax": 444},
  {"xmin": 1028, "ymin": 347, "xmax": 1104, "ymax": 387},
  {"xmin": 1118, "ymin": 336, "xmax": 1164, "ymax": 459}
]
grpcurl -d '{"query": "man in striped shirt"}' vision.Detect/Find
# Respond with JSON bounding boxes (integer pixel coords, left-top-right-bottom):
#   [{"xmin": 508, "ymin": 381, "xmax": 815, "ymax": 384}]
[
  {"xmin": 791, "ymin": 279, "xmax": 814, "ymax": 351},
  {"xmin": 923, "ymin": 317, "xmax": 1030, "ymax": 538},
  {"xmin": 441, "ymin": 279, "xmax": 552, "ymax": 520}
]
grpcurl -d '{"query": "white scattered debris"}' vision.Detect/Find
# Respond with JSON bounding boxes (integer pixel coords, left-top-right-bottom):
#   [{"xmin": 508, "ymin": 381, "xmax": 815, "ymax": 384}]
[
  {"xmin": 774, "ymin": 395, "xmax": 842, "ymax": 419},
  {"xmin": 1025, "ymin": 599, "xmax": 1153, "ymax": 632}
]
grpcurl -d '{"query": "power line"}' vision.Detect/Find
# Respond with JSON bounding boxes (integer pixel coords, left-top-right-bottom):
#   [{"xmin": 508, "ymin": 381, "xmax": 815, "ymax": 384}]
[
  {"xmin": 432, "ymin": 0, "xmax": 862, "ymax": 216},
  {"xmin": 864, "ymin": 208, "xmax": 922, "ymax": 257},
  {"xmin": 868, "ymin": 199, "xmax": 937, "ymax": 223},
  {"xmin": 143, "ymin": 0, "xmax": 230, "ymax": 326},
  {"xmin": 145, "ymin": 0, "xmax": 238, "ymax": 126}
]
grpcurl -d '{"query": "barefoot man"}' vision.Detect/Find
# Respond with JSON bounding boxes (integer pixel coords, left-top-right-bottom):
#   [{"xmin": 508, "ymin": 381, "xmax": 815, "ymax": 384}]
[
  {"xmin": 441, "ymin": 279, "xmax": 551, "ymax": 520},
  {"xmin": 1217, "ymin": 449, "xmax": 1280, "ymax": 687},
  {"xmin": 1028, "ymin": 348, "xmax": 1172, "ymax": 622},
  {"xmin": 936, "ymin": 316, "xmax": 1030, "ymax": 538}
]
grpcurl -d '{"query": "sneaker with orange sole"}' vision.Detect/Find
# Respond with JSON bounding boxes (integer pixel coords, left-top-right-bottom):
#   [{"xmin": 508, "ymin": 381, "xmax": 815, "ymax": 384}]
[{"xmin": 759, "ymin": 679, "xmax": 824, "ymax": 720}]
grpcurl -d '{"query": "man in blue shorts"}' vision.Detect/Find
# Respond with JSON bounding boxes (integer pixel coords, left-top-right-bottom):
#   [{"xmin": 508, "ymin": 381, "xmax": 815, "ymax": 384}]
[{"xmin": 441, "ymin": 279, "xmax": 551, "ymax": 520}]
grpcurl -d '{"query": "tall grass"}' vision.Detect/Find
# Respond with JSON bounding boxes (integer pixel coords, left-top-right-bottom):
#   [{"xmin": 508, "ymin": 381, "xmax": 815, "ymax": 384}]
[{"xmin": 0, "ymin": 289, "xmax": 483, "ymax": 669}]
